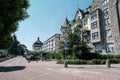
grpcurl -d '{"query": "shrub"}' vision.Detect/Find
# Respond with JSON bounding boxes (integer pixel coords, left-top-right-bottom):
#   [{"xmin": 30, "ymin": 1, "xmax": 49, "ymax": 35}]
[
  {"xmin": 100, "ymin": 60, "xmax": 106, "ymax": 64},
  {"xmin": 45, "ymin": 52, "xmax": 64, "ymax": 60},
  {"xmin": 57, "ymin": 59, "xmax": 64, "ymax": 64},
  {"xmin": 109, "ymin": 59, "xmax": 120, "ymax": 64},
  {"xmin": 67, "ymin": 60, "xmax": 75, "ymax": 64}
]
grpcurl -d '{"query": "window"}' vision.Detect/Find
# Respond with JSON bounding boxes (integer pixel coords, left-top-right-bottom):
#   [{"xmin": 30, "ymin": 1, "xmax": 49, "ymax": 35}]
[
  {"xmin": 91, "ymin": 21, "xmax": 98, "ymax": 29},
  {"xmin": 95, "ymin": 44, "xmax": 102, "ymax": 53},
  {"xmin": 106, "ymin": 29, "xmax": 112, "ymax": 37},
  {"xmin": 92, "ymin": 32, "xmax": 99, "ymax": 40},
  {"xmin": 103, "ymin": 8, "xmax": 109, "ymax": 17},
  {"xmin": 102, "ymin": 0, "xmax": 109, "ymax": 5},
  {"xmin": 91, "ymin": 12, "xmax": 97, "ymax": 20},
  {"xmin": 106, "ymin": 43, "xmax": 114, "ymax": 53},
  {"xmin": 84, "ymin": 19, "xmax": 88, "ymax": 26},
  {"xmin": 105, "ymin": 18, "xmax": 110, "ymax": 26},
  {"xmin": 107, "ymin": 47, "xmax": 113, "ymax": 53}
]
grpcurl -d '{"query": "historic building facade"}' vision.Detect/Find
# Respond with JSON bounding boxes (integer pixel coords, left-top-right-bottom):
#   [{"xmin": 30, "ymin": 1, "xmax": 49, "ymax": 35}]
[
  {"xmin": 89, "ymin": 0, "xmax": 120, "ymax": 53},
  {"xmin": 32, "ymin": 37, "xmax": 43, "ymax": 51},
  {"xmin": 60, "ymin": 0, "xmax": 120, "ymax": 54},
  {"xmin": 42, "ymin": 34, "xmax": 60, "ymax": 53}
]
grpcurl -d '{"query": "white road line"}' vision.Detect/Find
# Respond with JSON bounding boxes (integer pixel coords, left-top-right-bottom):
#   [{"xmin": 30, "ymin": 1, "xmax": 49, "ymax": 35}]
[
  {"xmin": 111, "ymin": 68, "xmax": 120, "ymax": 74},
  {"xmin": 26, "ymin": 72, "xmax": 51, "ymax": 80}
]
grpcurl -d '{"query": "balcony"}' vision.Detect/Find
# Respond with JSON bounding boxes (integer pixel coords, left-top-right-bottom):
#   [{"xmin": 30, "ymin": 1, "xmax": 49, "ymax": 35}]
[{"xmin": 82, "ymin": 26, "xmax": 90, "ymax": 32}]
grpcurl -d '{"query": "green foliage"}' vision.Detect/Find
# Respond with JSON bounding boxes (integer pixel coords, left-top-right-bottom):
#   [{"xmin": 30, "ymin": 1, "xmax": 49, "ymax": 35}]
[
  {"xmin": 8, "ymin": 34, "xmax": 27, "ymax": 56},
  {"xmin": 0, "ymin": 34, "xmax": 14, "ymax": 49},
  {"xmin": 59, "ymin": 22, "xmax": 91, "ymax": 60},
  {"xmin": 56, "ymin": 59, "xmax": 64, "ymax": 64},
  {"xmin": 57, "ymin": 59, "xmax": 120, "ymax": 65},
  {"xmin": 45, "ymin": 52, "xmax": 64, "ymax": 60},
  {"xmin": 29, "ymin": 50, "xmax": 45, "ymax": 57},
  {"xmin": 8, "ymin": 35, "xmax": 20, "ymax": 55},
  {"xmin": 57, "ymin": 53, "xmax": 120, "ymax": 64},
  {"xmin": 0, "ymin": 0, "xmax": 30, "ymax": 49},
  {"xmin": 87, "ymin": 59, "xmax": 102, "ymax": 64},
  {"xmin": 100, "ymin": 54, "xmax": 120, "ymax": 60}
]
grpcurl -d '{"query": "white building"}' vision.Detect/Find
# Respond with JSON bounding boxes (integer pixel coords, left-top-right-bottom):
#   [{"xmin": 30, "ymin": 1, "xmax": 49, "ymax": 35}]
[{"xmin": 42, "ymin": 34, "xmax": 60, "ymax": 53}]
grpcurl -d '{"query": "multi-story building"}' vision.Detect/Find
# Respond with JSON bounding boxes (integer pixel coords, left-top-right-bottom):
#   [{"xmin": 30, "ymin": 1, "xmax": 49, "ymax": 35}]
[
  {"xmin": 32, "ymin": 37, "xmax": 43, "ymax": 51},
  {"xmin": 60, "ymin": 9, "xmax": 83, "ymax": 41},
  {"xmin": 60, "ymin": 0, "xmax": 120, "ymax": 54},
  {"xmin": 42, "ymin": 34, "xmax": 60, "ymax": 53},
  {"xmin": 88, "ymin": 0, "xmax": 120, "ymax": 53}
]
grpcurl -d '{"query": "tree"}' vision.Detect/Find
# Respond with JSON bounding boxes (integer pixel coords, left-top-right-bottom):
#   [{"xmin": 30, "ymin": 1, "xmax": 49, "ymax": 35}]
[
  {"xmin": 8, "ymin": 34, "xmax": 28, "ymax": 56},
  {"xmin": 59, "ymin": 22, "xmax": 91, "ymax": 59},
  {"xmin": 0, "ymin": 0, "xmax": 30, "ymax": 49},
  {"xmin": 0, "ymin": 34, "xmax": 14, "ymax": 49},
  {"xmin": 8, "ymin": 34, "xmax": 20, "ymax": 55},
  {"xmin": 17, "ymin": 44, "xmax": 27, "ymax": 55}
]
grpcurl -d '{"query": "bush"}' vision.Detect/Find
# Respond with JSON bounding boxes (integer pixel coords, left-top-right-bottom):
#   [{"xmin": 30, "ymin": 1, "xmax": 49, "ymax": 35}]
[
  {"xmin": 75, "ymin": 52, "xmax": 102, "ymax": 60},
  {"xmin": 57, "ymin": 59, "xmax": 64, "ymax": 64},
  {"xmin": 57, "ymin": 59, "xmax": 120, "ymax": 65},
  {"xmin": 45, "ymin": 53, "xmax": 63, "ymax": 60},
  {"xmin": 100, "ymin": 60, "xmax": 106, "ymax": 64},
  {"xmin": 109, "ymin": 59, "xmax": 120, "ymax": 64}
]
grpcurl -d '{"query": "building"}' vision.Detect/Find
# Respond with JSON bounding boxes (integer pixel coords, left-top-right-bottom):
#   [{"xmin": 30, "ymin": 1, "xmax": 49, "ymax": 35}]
[
  {"xmin": 60, "ymin": 9, "xmax": 83, "ymax": 41},
  {"xmin": 88, "ymin": 0, "xmax": 120, "ymax": 53},
  {"xmin": 42, "ymin": 34, "xmax": 60, "ymax": 53},
  {"xmin": 60, "ymin": 0, "xmax": 120, "ymax": 54},
  {"xmin": 32, "ymin": 37, "xmax": 43, "ymax": 51}
]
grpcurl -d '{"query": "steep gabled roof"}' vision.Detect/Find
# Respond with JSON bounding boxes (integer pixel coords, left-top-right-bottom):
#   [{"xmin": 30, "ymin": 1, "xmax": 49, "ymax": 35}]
[
  {"xmin": 74, "ymin": 8, "xmax": 84, "ymax": 20},
  {"xmin": 62, "ymin": 17, "xmax": 69, "ymax": 27}
]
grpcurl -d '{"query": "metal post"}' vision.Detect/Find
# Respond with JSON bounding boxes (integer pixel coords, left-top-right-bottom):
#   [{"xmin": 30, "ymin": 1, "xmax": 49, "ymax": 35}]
[
  {"xmin": 64, "ymin": 49, "xmax": 68, "ymax": 68},
  {"xmin": 64, "ymin": 42, "xmax": 68, "ymax": 68}
]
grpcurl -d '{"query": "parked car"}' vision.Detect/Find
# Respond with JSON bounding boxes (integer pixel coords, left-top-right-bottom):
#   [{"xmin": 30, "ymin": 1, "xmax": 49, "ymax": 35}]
[{"xmin": 25, "ymin": 55, "xmax": 39, "ymax": 62}]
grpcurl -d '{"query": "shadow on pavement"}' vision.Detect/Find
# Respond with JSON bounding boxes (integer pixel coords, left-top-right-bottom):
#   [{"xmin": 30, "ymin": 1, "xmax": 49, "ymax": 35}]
[{"xmin": 0, "ymin": 66, "xmax": 26, "ymax": 72}]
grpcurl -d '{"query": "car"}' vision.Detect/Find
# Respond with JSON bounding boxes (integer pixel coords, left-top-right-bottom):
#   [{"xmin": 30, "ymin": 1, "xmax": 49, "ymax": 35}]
[{"xmin": 25, "ymin": 55, "xmax": 39, "ymax": 62}]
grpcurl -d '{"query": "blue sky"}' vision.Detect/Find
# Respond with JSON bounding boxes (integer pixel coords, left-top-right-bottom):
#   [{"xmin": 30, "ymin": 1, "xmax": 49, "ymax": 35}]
[{"xmin": 16, "ymin": 0, "xmax": 92, "ymax": 50}]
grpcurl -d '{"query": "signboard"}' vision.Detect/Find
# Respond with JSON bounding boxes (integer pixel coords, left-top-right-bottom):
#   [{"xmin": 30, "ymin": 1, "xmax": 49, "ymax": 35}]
[{"xmin": 64, "ymin": 42, "xmax": 68, "ymax": 50}]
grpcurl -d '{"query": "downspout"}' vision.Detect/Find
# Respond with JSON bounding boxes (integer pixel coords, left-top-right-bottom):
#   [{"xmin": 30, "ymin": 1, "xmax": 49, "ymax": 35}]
[{"xmin": 116, "ymin": 0, "xmax": 120, "ymax": 35}]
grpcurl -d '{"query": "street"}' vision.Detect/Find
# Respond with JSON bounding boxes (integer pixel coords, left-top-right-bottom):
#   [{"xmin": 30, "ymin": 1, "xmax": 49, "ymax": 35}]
[{"xmin": 0, "ymin": 56, "xmax": 120, "ymax": 80}]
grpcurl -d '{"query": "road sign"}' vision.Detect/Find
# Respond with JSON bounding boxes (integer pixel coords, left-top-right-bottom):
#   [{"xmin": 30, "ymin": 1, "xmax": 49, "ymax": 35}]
[{"xmin": 64, "ymin": 42, "xmax": 68, "ymax": 50}]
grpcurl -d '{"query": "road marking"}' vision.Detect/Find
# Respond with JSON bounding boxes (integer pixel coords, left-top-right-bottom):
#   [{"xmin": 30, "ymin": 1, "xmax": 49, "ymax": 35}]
[
  {"xmin": 111, "ymin": 69, "xmax": 120, "ymax": 74},
  {"xmin": 26, "ymin": 72, "xmax": 51, "ymax": 80}
]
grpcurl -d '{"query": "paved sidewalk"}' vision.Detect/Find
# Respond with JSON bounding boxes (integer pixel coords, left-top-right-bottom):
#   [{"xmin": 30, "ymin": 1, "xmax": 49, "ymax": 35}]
[{"xmin": 0, "ymin": 56, "xmax": 120, "ymax": 80}]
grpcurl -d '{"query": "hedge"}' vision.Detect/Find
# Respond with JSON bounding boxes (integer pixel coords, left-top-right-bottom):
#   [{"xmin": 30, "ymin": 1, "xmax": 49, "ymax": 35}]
[{"xmin": 57, "ymin": 59, "xmax": 120, "ymax": 65}]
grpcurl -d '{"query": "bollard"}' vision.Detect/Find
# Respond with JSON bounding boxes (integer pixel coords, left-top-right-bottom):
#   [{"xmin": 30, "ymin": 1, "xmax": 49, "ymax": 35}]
[
  {"xmin": 36, "ymin": 59, "xmax": 38, "ymax": 62},
  {"xmin": 28, "ymin": 59, "xmax": 30, "ymax": 63},
  {"xmin": 106, "ymin": 60, "xmax": 111, "ymax": 68},
  {"xmin": 64, "ymin": 60, "xmax": 68, "ymax": 68}
]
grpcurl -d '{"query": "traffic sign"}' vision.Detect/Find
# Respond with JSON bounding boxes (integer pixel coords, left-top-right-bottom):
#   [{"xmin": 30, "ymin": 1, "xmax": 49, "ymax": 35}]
[{"xmin": 64, "ymin": 42, "xmax": 68, "ymax": 50}]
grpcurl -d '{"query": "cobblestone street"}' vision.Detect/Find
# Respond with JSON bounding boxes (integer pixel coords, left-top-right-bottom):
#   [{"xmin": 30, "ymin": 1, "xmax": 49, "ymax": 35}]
[{"xmin": 0, "ymin": 56, "xmax": 120, "ymax": 80}]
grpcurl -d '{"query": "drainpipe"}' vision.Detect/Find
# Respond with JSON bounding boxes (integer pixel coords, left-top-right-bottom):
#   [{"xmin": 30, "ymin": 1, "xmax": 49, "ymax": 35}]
[{"xmin": 116, "ymin": 0, "xmax": 120, "ymax": 34}]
